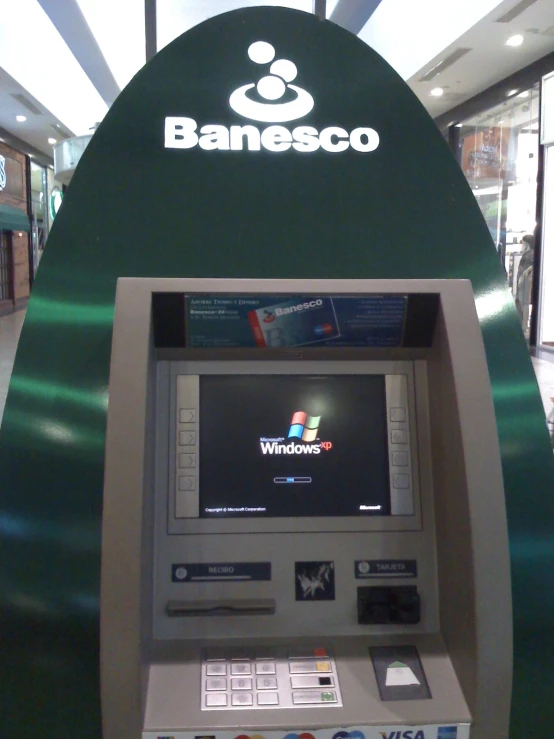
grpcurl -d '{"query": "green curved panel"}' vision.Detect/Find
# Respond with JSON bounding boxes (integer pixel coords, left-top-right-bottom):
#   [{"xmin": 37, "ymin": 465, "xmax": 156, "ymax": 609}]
[{"xmin": 1, "ymin": 8, "xmax": 553, "ymax": 736}]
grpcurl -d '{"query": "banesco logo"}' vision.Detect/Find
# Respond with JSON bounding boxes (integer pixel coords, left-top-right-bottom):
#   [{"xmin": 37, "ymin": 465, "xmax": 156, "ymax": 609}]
[
  {"xmin": 262, "ymin": 309, "xmax": 275, "ymax": 322},
  {"xmin": 164, "ymin": 41, "xmax": 379, "ymax": 154},
  {"xmin": 229, "ymin": 40, "xmax": 314, "ymax": 123},
  {"xmin": 276, "ymin": 299, "xmax": 322, "ymax": 316}
]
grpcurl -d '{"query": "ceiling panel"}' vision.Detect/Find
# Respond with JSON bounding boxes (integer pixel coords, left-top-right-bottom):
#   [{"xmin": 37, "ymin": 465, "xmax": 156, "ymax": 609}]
[
  {"xmin": 0, "ymin": 0, "xmax": 108, "ymax": 135},
  {"xmin": 76, "ymin": 0, "xmax": 146, "ymax": 88},
  {"xmin": 156, "ymin": 0, "xmax": 313, "ymax": 51},
  {"xmin": 0, "ymin": 68, "xmax": 67, "ymax": 158},
  {"xmin": 409, "ymin": 0, "xmax": 554, "ymax": 118}
]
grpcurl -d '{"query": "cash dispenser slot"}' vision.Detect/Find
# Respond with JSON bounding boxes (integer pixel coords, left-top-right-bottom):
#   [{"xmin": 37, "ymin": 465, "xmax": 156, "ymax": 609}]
[{"xmin": 166, "ymin": 598, "xmax": 276, "ymax": 617}]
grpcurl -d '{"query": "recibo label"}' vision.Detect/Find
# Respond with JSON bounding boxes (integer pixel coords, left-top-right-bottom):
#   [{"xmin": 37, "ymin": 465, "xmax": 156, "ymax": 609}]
[
  {"xmin": 356, "ymin": 560, "xmax": 417, "ymax": 579},
  {"xmin": 172, "ymin": 562, "xmax": 271, "ymax": 582}
]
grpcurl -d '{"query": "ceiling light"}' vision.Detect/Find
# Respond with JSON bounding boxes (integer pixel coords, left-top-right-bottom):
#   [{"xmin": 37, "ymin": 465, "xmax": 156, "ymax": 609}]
[
  {"xmin": 507, "ymin": 89, "xmax": 519, "ymax": 97},
  {"xmin": 48, "ymin": 137, "xmax": 57, "ymax": 145},
  {"xmin": 430, "ymin": 87, "xmax": 444, "ymax": 97},
  {"xmin": 16, "ymin": 115, "xmax": 26, "ymax": 122},
  {"xmin": 455, "ymin": 123, "xmax": 463, "ymax": 127},
  {"xmin": 506, "ymin": 34, "xmax": 524, "ymax": 47},
  {"xmin": 518, "ymin": 90, "xmax": 530, "ymax": 98}
]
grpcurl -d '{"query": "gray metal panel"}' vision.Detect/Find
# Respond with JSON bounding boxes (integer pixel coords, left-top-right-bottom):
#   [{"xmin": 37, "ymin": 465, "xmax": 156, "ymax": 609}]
[
  {"xmin": 101, "ymin": 277, "xmax": 511, "ymax": 739},
  {"xmin": 101, "ymin": 279, "xmax": 154, "ymax": 739},
  {"xmin": 153, "ymin": 358, "xmax": 436, "ymax": 642},
  {"xmin": 143, "ymin": 634, "xmax": 470, "ymax": 731},
  {"xmin": 429, "ymin": 283, "xmax": 512, "ymax": 739}
]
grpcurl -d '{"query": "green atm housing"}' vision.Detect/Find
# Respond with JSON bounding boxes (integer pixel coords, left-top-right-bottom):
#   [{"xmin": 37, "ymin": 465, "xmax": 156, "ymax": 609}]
[{"xmin": 1, "ymin": 7, "xmax": 553, "ymax": 739}]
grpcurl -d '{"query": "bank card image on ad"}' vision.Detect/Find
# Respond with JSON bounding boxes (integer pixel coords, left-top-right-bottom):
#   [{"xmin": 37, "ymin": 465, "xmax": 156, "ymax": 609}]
[{"xmin": 248, "ymin": 297, "xmax": 340, "ymax": 347}]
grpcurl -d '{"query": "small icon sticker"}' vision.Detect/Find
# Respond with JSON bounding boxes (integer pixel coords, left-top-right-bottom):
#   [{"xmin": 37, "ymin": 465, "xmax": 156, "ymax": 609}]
[
  {"xmin": 437, "ymin": 729, "xmax": 458, "ymax": 739},
  {"xmin": 174, "ymin": 567, "xmax": 187, "ymax": 580},
  {"xmin": 295, "ymin": 561, "xmax": 335, "ymax": 601},
  {"xmin": 385, "ymin": 660, "xmax": 420, "ymax": 686}
]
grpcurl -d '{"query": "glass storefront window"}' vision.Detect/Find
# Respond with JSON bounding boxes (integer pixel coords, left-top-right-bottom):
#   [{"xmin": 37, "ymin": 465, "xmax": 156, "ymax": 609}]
[
  {"xmin": 539, "ymin": 72, "xmax": 554, "ymax": 352},
  {"xmin": 30, "ymin": 161, "xmax": 47, "ymax": 274},
  {"xmin": 460, "ymin": 84, "xmax": 539, "ymax": 340},
  {"xmin": 539, "ymin": 145, "xmax": 554, "ymax": 348}
]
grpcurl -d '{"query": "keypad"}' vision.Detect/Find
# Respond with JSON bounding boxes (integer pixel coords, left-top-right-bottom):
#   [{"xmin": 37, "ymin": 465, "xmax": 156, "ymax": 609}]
[{"xmin": 201, "ymin": 646, "xmax": 342, "ymax": 710}]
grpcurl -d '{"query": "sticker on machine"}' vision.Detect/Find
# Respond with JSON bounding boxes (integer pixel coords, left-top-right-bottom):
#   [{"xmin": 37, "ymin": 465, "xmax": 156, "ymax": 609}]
[
  {"xmin": 142, "ymin": 723, "xmax": 470, "ymax": 739},
  {"xmin": 295, "ymin": 561, "xmax": 335, "ymax": 601}
]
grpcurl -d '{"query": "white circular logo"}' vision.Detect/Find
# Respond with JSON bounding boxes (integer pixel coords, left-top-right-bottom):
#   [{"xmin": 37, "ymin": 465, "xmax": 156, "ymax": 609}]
[
  {"xmin": 358, "ymin": 561, "xmax": 370, "ymax": 574},
  {"xmin": 229, "ymin": 42, "xmax": 314, "ymax": 123},
  {"xmin": 175, "ymin": 567, "xmax": 188, "ymax": 580}
]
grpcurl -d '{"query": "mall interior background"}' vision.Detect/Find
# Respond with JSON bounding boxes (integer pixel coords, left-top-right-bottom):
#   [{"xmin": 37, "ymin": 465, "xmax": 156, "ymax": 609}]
[{"xmin": 1, "ymin": 0, "xmax": 554, "ymax": 440}]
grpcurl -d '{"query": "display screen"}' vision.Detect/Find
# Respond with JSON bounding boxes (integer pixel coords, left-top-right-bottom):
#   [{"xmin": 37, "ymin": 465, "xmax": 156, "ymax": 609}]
[{"xmin": 199, "ymin": 375, "xmax": 391, "ymax": 518}]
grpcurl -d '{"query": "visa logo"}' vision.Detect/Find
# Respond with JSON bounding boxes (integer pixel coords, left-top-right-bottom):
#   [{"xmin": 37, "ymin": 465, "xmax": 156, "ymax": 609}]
[{"xmin": 380, "ymin": 732, "xmax": 425, "ymax": 739}]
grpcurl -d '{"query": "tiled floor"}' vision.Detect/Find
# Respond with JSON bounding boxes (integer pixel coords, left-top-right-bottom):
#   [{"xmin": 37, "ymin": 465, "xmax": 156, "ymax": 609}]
[
  {"xmin": 1, "ymin": 311, "xmax": 554, "ymax": 440},
  {"xmin": 0, "ymin": 308, "xmax": 25, "ymax": 424}
]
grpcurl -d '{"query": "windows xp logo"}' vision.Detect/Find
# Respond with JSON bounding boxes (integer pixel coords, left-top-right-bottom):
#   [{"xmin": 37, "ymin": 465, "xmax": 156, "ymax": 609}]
[
  {"xmin": 259, "ymin": 410, "xmax": 332, "ymax": 455},
  {"xmin": 288, "ymin": 411, "xmax": 320, "ymax": 442}
]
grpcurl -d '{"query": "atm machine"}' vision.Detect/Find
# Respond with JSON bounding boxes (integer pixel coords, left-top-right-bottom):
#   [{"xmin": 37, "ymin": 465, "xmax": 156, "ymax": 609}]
[{"xmin": 100, "ymin": 278, "xmax": 512, "ymax": 739}]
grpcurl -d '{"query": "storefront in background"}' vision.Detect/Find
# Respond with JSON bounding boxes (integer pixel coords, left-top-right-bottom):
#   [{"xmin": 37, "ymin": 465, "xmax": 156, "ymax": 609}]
[
  {"xmin": 0, "ymin": 142, "xmax": 31, "ymax": 316},
  {"xmin": 438, "ymin": 50, "xmax": 554, "ymax": 353},
  {"xmin": 458, "ymin": 85, "xmax": 540, "ymax": 341},
  {"xmin": 30, "ymin": 162, "xmax": 62, "ymax": 275},
  {"xmin": 30, "ymin": 161, "xmax": 47, "ymax": 274},
  {"xmin": 538, "ymin": 72, "xmax": 554, "ymax": 350}
]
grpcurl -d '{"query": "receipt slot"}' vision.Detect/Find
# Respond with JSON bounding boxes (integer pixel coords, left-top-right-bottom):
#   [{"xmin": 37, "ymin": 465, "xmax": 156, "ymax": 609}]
[{"xmin": 100, "ymin": 278, "xmax": 511, "ymax": 739}]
